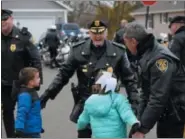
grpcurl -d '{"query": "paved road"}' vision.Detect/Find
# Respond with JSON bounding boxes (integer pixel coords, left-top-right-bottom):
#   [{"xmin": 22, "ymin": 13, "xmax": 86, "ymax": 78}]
[{"xmin": 2, "ymin": 67, "xmax": 156, "ymax": 138}]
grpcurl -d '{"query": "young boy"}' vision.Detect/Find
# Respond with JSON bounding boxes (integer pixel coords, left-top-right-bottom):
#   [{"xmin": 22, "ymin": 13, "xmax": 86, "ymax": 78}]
[
  {"xmin": 77, "ymin": 69, "xmax": 140, "ymax": 138},
  {"xmin": 12, "ymin": 67, "xmax": 43, "ymax": 138}
]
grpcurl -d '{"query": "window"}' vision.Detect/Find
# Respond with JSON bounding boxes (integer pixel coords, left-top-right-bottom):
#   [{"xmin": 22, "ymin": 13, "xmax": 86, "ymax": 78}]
[
  {"xmin": 63, "ymin": 24, "xmax": 79, "ymax": 30},
  {"xmin": 148, "ymin": 14, "xmax": 154, "ymax": 29},
  {"xmin": 160, "ymin": 13, "xmax": 168, "ymax": 24}
]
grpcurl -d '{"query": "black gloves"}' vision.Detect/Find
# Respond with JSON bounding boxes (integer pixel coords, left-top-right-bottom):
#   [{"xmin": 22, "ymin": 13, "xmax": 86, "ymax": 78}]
[
  {"xmin": 15, "ymin": 130, "xmax": 25, "ymax": 138},
  {"xmin": 40, "ymin": 91, "xmax": 50, "ymax": 109},
  {"xmin": 128, "ymin": 123, "xmax": 140, "ymax": 138},
  {"xmin": 41, "ymin": 128, "xmax": 45, "ymax": 133}
]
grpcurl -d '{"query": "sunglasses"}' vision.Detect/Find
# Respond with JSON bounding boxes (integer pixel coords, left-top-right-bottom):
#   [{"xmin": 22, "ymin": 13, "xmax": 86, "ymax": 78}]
[{"xmin": 1, "ymin": 15, "xmax": 10, "ymax": 21}]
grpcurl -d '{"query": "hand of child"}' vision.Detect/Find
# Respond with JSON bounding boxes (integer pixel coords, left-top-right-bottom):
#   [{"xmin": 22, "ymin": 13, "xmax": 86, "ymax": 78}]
[
  {"xmin": 41, "ymin": 128, "xmax": 45, "ymax": 133},
  {"xmin": 15, "ymin": 129, "xmax": 25, "ymax": 138},
  {"xmin": 132, "ymin": 132, "xmax": 145, "ymax": 138}
]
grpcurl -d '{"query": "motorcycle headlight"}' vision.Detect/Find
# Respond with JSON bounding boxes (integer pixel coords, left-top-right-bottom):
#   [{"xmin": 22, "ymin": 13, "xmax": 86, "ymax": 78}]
[
  {"xmin": 78, "ymin": 34, "xmax": 82, "ymax": 38},
  {"xmin": 70, "ymin": 32, "xmax": 75, "ymax": 36}
]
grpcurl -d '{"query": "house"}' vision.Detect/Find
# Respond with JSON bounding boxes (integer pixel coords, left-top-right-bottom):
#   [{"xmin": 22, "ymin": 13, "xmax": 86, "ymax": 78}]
[
  {"xmin": 131, "ymin": 1, "xmax": 185, "ymax": 38},
  {"xmin": 2, "ymin": 1, "xmax": 73, "ymax": 42}
]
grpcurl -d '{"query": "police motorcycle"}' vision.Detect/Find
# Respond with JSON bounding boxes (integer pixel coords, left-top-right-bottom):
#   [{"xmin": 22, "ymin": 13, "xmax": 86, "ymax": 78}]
[
  {"xmin": 38, "ymin": 39, "xmax": 70, "ymax": 67},
  {"xmin": 67, "ymin": 32, "xmax": 84, "ymax": 47},
  {"xmin": 56, "ymin": 37, "xmax": 71, "ymax": 64}
]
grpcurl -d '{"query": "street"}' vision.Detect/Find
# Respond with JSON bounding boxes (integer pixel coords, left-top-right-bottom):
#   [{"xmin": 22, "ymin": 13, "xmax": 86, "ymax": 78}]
[{"xmin": 2, "ymin": 66, "xmax": 156, "ymax": 138}]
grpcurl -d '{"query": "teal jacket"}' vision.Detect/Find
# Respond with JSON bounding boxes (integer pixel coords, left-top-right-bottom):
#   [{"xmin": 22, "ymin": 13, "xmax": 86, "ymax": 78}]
[{"xmin": 77, "ymin": 92, "xmax": 139, "ymax": 138}]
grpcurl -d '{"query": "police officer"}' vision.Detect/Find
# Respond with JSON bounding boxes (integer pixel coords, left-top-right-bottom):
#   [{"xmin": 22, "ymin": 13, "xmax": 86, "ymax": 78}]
[
  {"xmin": 114, "ymin": 19, "xmax": 139, "ymax": 87},
  {"xmin": 44, "ymin": 25, "xmax": 60, "ymax": 68},
  {"xmin": 40, "ymin": 20, "xmax": 139, "ymax": 138},
  {"xmin": 114, "ymin": 19, "xmax": 137, "ymax": 63},
  {"xmin": 113, "ymin": 19, "xmax": 128, "ymax": 44},
  {"xmin": 168, "ymin": 16, "xmax": 185, "ymax": 66},
  {"xmin": 1, "ymin": 9, "xmax": 43, "ymax": 138},
  {"xmin": 124, "ymin": 23, "xmax": 185, "ymax": 138}
]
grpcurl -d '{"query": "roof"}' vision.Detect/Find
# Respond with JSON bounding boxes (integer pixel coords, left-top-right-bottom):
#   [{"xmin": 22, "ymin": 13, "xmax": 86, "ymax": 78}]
[
  {"xmin": 2, "ymin": 1, "xmax": 73, "ymax": 12},
  {"xmin": 54, "ymin": 1, "xmax": 73, "ymax": 12},
  {"xmin": 131, "ymin": 1, "xmax": 185, "ymax": 15}
]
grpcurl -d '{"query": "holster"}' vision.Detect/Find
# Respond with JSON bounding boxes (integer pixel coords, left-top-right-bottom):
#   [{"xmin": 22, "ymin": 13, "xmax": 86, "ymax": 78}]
[{"xmin": 70, "ymin": 83, "xmax": 85, "ymax": 123}]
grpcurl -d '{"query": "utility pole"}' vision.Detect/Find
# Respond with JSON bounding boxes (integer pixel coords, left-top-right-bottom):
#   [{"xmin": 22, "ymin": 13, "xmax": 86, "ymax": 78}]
[
  {"xmin": 145, "ymin": 6, "xmax": 150, "ymax": 29},
  {"xmin": 184, "ymin": 1, "xmax": 185, "ymax": 15}
]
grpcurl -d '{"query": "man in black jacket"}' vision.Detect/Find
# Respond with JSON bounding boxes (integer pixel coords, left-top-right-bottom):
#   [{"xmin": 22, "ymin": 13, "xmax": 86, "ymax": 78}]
[
  {"xmin": 40, "ymin": 20, "xmax": 139, "ymax": 138},
  {"xmin": 1, "ymin": 9, "xmax": 43, "ymax": 138},
  {"xmin": 113, "ymin": 19, "xmax": 128, "ymax": 44},
  {"xmin": 169, "ymin": 16, "xmax": 185, "ymax": 66},
  {"xmin": 124, "ymin": 22, "xmax": 185, "ymax": 138},
  {"xmin": 114, "ymin": 19, "xmax": 139, "ymax": 87},
  {"xmin": 45, "ymin": 25, "xmax": 60, "ymax": 68}
]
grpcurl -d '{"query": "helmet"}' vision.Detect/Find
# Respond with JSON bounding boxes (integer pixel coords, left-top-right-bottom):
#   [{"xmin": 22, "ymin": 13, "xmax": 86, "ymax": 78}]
[{"xmin": 49, "ymin": 25, "xmax": 56, "ymax": 30}]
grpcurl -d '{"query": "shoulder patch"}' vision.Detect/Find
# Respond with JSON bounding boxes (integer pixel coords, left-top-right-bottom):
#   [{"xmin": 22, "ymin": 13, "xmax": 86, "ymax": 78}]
[
  {"xmin": 112, "ymin": 41, "xmax": 126, "ymax": 49},
  {"xmin": 72, "ymin": 40, "xmax": 86, "ymax": 48},
  {"xmin": 155, "ymin": 59, "xmax": 168, "ymax": 73}
]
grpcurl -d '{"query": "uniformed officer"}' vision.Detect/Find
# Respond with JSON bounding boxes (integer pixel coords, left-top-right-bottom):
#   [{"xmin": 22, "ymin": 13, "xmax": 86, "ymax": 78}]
[
  {"xmin": 113, "ymin": 19, "xmax": 128, "ymax": 44},
  {"xmin": 40, "ymin": 20, "xmax": 139, "ymax": 138},
  {"xmin": 1, "ymin": 9, "xmax": 43, "ymax": 138},
  {"xmin": 124, "ymin": 22, "xmax": 185, "ymax": 138},
  {"xmin": 168, "ymin": 16, "xmax": 185, "ymax": 66},
  {"xmin": 45, "ymin": 25, "xmax": 60, "ymax": 68},
  {"xmin": 113, "ymin": 19, "xmax": 139, "ymax": 88}
]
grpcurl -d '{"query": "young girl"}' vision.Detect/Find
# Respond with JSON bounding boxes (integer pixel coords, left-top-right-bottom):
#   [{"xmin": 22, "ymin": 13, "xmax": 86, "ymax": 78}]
[
  {"xmin": 12, "ymin": 67, "xmax": 43, "ymax": 138},
  {"xmin": 77, "ymin": 69, "xmax": 140, "ymax": 138}
]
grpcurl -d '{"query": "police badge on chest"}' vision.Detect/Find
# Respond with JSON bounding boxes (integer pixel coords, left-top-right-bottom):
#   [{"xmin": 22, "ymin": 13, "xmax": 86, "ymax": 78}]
[{"xmin": 10, "ymin": 44, "xmax": 16, "ymax": 52}]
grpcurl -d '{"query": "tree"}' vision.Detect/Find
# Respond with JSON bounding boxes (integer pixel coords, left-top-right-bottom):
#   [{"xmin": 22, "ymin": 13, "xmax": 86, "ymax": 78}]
[
  {"xmin": 62, "ymin": 1, "xmax": 96, "ymax": 27},
  {"xmin": 92, "ymin": 1, "xmax": 141, "ymax": 39}
]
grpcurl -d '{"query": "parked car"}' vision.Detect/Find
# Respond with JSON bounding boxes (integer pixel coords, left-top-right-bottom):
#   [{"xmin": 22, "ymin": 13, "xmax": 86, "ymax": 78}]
[{"xmin": 57, "ymin": 23, "xmax": 81, "ymax": 39}]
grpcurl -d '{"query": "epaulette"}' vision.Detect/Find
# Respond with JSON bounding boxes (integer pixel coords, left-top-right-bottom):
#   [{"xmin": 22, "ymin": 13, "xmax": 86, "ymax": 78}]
[
  {"xmin": 112, "ymin": 41, "xmax": 126, "ymax": 49},
  {"xmin": 72, "ymin": 40, "xmax": 86, "ymax": 48}
]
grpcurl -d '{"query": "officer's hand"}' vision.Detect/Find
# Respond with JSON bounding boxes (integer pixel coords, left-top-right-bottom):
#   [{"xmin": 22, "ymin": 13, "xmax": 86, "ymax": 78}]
[
  {"xmin": 15, "ymin": 129, "xmax": 25, "ymax": 138},
  {"xmin": 40, "ymin": 92, "xmax": 50, "ymax": 109},
  {"xmin": 129, "ymin": 123, "xmax": 140, "ymax": 138}
]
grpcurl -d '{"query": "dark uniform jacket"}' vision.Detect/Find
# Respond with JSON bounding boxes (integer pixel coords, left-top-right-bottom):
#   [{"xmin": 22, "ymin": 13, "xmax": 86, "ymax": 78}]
[
  {"xmin": 44, "ymin": 30, "xmax": 60, "ymax": 48},
  {"xmin": 43, "ymin": 39, "xmax": 139, "ymax": 105},
  {"xmin": 2, "ymin": 26, "xmax": 43, "ymax": 86},
  {"xmin": 169, "ymin": 26, "xmax": 185, "ymax": 66},
  {"xmin": 114, "ymin": 28, "xmax": 137, "ymax": 63},
  {"xmin": 114, "ymin": 28, "xmax": 125, "ymax": 44},
  {"xmin": 137, "ymin": 34, "xmax": 185, "ymax": 134}
]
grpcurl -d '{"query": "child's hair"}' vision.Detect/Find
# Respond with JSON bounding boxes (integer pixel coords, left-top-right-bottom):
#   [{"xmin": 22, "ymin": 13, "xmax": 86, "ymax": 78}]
[
  {"xmin": 19, "ymin": 67, "xmax": 39, "ymax": 85},
  {"xmin": 92, "ymin": 84, "xmax": 106, "ymax": 95}
]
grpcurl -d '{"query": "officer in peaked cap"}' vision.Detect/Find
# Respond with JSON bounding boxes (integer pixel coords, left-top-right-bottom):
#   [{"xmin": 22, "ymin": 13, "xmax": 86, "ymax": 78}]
[
  {"xmin": 40, "ymin": 19, "xmax": 139, "ymax": 138},
  {"xmin": 2, "ymin": 9, "xmax": 43, "ymax": 137},
  {"xmin": 2, "ymin": 9, "xmax": 13, "ymax": 21},
  {"xmin": 88, "ymin": 20, "xmax": 108, "ymax": 34},
  {"xmin": 168, "ymin": 16, "xmax": 185, "ymax": 66},
  {"xmin": 169, "ymin": 16, "xmax": 185, "ymax": 28}
]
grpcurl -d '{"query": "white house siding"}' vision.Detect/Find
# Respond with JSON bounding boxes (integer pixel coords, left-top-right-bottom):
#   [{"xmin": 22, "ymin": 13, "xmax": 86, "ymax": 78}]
[
  {"xmin": 2, "ymin": 1, "xmax": 68, "ymax": 42},
  {"xmin": 134, "ymin": 11, "xmax": 185, "ymax": 37}
]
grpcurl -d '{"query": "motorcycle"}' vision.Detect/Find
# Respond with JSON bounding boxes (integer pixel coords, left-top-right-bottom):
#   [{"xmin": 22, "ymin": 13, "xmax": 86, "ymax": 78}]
[
  {"xmin": 41, "ymin": 40, "xmax": 70, "ymax": 67},
  {"xmin": 56, "ymin": 41, "xmax": 70, "ymax": 64}
]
